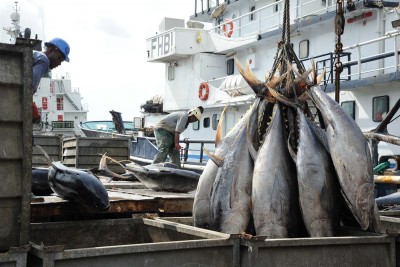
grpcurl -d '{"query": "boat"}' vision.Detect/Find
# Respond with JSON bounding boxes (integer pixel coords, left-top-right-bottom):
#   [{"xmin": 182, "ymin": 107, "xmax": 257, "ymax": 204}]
[
  {"xmin": 138, "ymin": 0, "xmax": 400, "ymax": 170},
  {"xmin": 3, "ymin": 1, "xmax": 89, "ymax": 137},
  {"xmin": 79, "ymin": 110, "xmax": 138, "ymax": 138}
]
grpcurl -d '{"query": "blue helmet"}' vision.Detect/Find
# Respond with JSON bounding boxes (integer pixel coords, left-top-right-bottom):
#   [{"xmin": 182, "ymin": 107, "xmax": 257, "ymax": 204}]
[{"xmin": 45, "ymin": 37, "xmax": 70, "ymax": 62}]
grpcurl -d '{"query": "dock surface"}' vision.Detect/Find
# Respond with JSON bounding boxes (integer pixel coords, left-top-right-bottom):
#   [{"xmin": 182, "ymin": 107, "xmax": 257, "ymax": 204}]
[{"xmin": 31, "ymin": 180, "xmax": 195, "ymax": 222}]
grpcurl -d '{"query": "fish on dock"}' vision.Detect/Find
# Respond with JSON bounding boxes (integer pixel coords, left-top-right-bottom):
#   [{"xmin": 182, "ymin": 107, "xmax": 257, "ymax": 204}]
[
  {"xmin": 100, "ymin": 154, "xmax": 200, "ymax": 193},
  {"xmin": 36, "ymin": 145, "xmax": 110, "ymax": 211}
]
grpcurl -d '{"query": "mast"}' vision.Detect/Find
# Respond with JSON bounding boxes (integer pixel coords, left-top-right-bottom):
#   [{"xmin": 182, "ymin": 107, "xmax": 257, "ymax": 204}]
[{"xmin": 3, "ymin": 1, "xmax": 21, "ymax": 43}]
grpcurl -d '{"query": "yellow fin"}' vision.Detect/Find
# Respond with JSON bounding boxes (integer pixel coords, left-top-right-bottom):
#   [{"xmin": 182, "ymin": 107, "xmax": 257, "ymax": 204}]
[
  {"xmin": 203, "ymin": 146, "xmax": 224, "ymax": 167},
  {"xmin": 215, "ymin": 105, "xmax": 228, "ymax": 147}
]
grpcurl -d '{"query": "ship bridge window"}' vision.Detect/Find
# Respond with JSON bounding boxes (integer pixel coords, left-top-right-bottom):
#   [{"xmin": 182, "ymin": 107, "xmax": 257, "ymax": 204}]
[
  {"xmin": 341, "ymin": 101, "xmax": 356, "ymax": 120},
  {"xmin": 249, "ymin": 6, "xmax": 256, "ymax": 21},
  {"xmin": 204, "ymin": 117, "xmax": 210, "ymax": 128},
  {"xmin": 193, "ymin": 120, "xmax": 200, "ymax": 130},
  {"xmin": 227, "ymin": 58, "xmax": 234, "ymax": 75},
  {"xmin": 372, "ymin": 95, "xmax": 389, "ymax": 122},
  {"xmin": 212, "ymin": 114, "xmax": 219, "ymax": 130},
  {"xmin": 299, "ymin": 40, "xmax": 309, "ymax": 59}
]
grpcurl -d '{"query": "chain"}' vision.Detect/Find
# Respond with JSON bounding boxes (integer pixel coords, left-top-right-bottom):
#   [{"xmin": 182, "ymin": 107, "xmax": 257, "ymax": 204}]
[{"xmin": 334, "ymin": 0, "xmax": 345, "ymax": 103}]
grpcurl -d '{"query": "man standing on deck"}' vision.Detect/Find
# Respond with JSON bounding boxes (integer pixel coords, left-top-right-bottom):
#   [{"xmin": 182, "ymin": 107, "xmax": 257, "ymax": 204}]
[
  {"xmin": 153, "ymin": 106, "xmax": 203, "ymax": 168},
  {"xmin": 32, "ymin": 37, "xmax": 70, "ymax": 123}
]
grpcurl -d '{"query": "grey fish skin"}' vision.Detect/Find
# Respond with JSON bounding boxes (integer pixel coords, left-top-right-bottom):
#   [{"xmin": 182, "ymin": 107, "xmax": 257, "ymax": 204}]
[
  {"xmin": 125, "ymin": 163, "xmax": 200, "ymax": 193},
  {"xmin": 252, "ymin": 104, "xmax": 301, "ymax": 237},
  {"xmin": 48, "ymin": 163, "xmax": 110, "ymax": 211},
  {"xmin": 309, "ymin": 85, "xmax": 376, "ymax": 230},
  {"xmin": 32, "ymin": 167, "xmax": 53, "ymax": 196},
  {"xmin": 295, "ymin": 108, "xmax": 341, "ymax": 237},
  {"xmin": 210, "ymin": 120, "xmax": 253, "ymax": 234},
  {"xmin": 193, "ymin": 109, "xmax": 252, "ymax": 229}
]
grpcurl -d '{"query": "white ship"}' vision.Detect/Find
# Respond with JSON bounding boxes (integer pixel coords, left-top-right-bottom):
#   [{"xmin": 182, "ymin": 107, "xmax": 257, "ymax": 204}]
[
  {"xmin": 3, "ymin": 1, "xmax": 88, "ymax": 136},
  {"xmin": 142, "ymin": 0, "xmax": 400, "ymax": 167}
]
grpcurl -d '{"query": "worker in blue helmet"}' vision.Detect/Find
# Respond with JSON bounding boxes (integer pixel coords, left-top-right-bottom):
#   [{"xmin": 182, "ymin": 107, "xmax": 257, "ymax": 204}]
[
  {"xmin": 32, "ymin": 37, "xmax": 70, "ymax": 123},
  {"xmin": 32, "ymin": 37, "xmax": 70, "ymax": 94}
]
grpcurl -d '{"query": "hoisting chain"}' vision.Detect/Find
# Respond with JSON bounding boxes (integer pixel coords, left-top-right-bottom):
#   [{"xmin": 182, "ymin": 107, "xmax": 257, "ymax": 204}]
[{"xmin": 334, "ymin": 0, "xmax": 345, "ymax": 103}]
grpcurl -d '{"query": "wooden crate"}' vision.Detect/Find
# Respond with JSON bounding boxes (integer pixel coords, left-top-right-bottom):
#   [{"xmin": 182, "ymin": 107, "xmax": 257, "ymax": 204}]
[
  {"xmin": 62, "ymin": 136, "xmax": 131, "ymax": 173},
  {"xmin": 32, "ymin": 135, "xmax": 62, "ymax": 166}
]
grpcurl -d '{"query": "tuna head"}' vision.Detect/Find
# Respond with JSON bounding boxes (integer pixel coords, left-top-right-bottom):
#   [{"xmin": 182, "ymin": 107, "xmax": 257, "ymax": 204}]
[{"xmin": 49, "ymin": 166, "xmax": 110, "ymax": 211}]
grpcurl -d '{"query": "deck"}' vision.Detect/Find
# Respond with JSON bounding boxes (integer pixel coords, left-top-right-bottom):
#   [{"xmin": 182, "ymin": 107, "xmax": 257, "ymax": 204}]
[{"xmin": 31, "ymin": 180, "xmax": 195, "ymax": 223}]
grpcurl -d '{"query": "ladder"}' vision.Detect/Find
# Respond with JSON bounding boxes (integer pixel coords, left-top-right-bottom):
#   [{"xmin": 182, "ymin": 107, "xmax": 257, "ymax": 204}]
[{"xmin": 57, "ymin": 80, "xmax": 80, "ymax": 110}]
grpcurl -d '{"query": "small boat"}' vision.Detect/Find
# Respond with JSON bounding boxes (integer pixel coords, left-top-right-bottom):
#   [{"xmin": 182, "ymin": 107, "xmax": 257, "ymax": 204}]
[{"xmin": 80, "ymin": 110, "xmax": 138, "ymax": 138}]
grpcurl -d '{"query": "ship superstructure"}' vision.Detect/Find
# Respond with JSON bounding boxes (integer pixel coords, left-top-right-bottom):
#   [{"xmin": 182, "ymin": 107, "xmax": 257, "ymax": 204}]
[{"xmin": 145, "ymin": 0, "xmax": 400, "ymax": 159}]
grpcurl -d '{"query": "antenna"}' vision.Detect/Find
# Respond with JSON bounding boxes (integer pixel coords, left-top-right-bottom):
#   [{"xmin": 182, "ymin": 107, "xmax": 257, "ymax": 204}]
[{"xmin": 3, "ymin": 1, "xmax": 21, "ymax": 43}]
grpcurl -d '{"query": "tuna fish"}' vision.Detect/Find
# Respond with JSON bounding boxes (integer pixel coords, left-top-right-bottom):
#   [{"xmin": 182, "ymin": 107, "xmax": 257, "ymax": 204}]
[
  {"xmin": 36, "ymin": 145, "xmax": 110, "ymax": 211},
  {"xmin": 124, "ymin": 162, "xmax": 200, "ymax": 193},
  {"xmin": 31, "ymin": 167, "xmax": 53, "ymax": 196},
  {"xmin": 291, "ymin": 107, "xmax": 342, "ymax": 236},
  {"xmin": 193, "ymin": 107, "xmax": 252, "ymax": 229},
  {"xmin": 252, "ymin": 103, "xmax": 303, "ymax": 237},
  {"xmin": 307, "ymin": 78, "xmax": 377, "ymax": 230},
  {"xmin": 210, "ymin": 110, "xmax": 254, "ymax": 233}
]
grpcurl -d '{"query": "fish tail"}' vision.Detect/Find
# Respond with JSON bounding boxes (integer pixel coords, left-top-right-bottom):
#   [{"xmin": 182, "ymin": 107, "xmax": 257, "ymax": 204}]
[{"xmin": 35, "ymin": 145, "xmax": 53, "ymax": 165}]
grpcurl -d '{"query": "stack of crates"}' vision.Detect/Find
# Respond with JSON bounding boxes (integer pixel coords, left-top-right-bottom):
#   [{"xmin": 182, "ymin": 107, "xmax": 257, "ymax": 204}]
[{"xmin": 0, "ymin": 39, "xmax": 36, "ymax": 265}]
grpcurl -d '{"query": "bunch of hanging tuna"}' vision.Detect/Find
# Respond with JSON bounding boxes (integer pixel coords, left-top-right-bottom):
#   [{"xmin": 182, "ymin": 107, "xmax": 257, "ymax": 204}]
[{"xmin": 192, "ymin": 56, "xmax": 380, "ymax": 238}]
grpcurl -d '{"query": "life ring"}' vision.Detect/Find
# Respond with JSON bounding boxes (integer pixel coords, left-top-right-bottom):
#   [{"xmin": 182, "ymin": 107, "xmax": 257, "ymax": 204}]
[
  {"xmin": 223, "ymin": 18, "xmax": 234, "ymax": 38},
  {"xmin": 198, "ymin": 82, "xmax": 209, "ymax": 101}
]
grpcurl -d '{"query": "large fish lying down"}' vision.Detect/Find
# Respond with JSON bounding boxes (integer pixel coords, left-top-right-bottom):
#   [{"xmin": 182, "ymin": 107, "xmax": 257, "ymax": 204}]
[
  {"xmin": 307, "ymin": 83, "xmax": 378, "ymax": 230},
  {"xmin": 210, "ymin": 110, "xmax": 254, "ymax": 234},
  {"xmin": 32, "ymin": 167, "xmax": 53, "ymax": 196},
  {"xmin": 292, "ymin": 107, "xmax": 341, "ymax": 237},
  {"xmin": 124, "ymin": 162, "xmax": 200, "ymax": 193},
  {"xmin": 36, "ymin": 145, "xmax": 110, "ymax": 211},
  {"xmin": 252, "ymin": 103, "xmax": 302, "ymax": 237}
]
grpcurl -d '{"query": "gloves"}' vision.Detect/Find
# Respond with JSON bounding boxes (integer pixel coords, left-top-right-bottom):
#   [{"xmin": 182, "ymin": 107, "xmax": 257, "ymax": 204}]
[{"xmin": 175, "ymin": 143, "xmax": 182, "ymax": 151}]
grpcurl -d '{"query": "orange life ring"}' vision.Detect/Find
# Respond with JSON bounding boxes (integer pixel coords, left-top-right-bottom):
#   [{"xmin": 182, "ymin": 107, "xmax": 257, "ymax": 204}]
[
  {"xmin": 198, "ymin": 82, "xmax": 209, "ymax": 101},
  {"xmin": 223, "ymin": 18, "xmax": 234, "ymax": 38}
]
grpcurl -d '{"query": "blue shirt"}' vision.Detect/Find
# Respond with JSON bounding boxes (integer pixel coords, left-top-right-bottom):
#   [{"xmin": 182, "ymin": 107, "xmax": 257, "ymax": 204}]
[{"xmin": 32, "ymin": 51, "xmax": 50, "ymax": 94}]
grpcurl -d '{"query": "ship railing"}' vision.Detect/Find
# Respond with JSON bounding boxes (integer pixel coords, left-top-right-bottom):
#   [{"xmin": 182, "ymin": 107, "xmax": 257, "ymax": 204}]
[
  {"xmin": 132, "ymin": 137, "xmax": 214, "ymax": 165},
  {"xmin": 207, "ymin": 0, "xmax": 335, "ymax": 38},
  {"xmin": 180, "ymin": 139, "xmax": 215, "ymax": 164},
  {"xmin": 300, "ymin": 29, "xmax": 400, "ymax": 83}
]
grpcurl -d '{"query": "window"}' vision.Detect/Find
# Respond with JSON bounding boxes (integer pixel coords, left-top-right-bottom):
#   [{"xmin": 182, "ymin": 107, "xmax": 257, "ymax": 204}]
[
  {"xmin": 341, "ymin": 101, "xmax": 356, "ymax": 120},
  {"xmin": 372, "ymin": 96, "xmax": 389, "ymax": 122},
  {"xmin": 227, "ymin": 58, "xmax": 234, "ymax": 75},
  {"xmin": 192, "ymin": 120, "xmax": 200, "ymax": 130},
  {"xmin": 168, "ymin": 65, "xmax": 175, "ymax": 80},
  {"xmin": 203, "ymin": 117, "xmax": 210, "ymax": 128},
  {"xmin": 299, "ymin": 40, "xmax": 309, "ymax": 59},
  {"xmin": 249, "ymin": 6, "xmax": 256, "ymax": 21},
  {"xmin": 275, "ymin": 0, "xmax": 279, "ymax": 12},
  {"xmin": 56, "ymin": 97, "xmax": 64, "ymax": 110},
  {"xmin": 212, "ymin": 114, "xmax": 219, "ymax": 130}
]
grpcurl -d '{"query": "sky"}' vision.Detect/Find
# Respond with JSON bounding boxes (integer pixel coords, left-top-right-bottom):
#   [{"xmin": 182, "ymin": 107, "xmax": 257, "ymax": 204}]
[{"xmin": 0, "ymin": 0, "xmax": 194, "ymax": 121}]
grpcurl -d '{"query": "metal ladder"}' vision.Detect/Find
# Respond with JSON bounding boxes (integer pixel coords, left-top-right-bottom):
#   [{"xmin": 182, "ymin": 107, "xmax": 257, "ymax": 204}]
[{"xmin": 57, "ymin": 80, "xmax": 80, "ymax": 110}]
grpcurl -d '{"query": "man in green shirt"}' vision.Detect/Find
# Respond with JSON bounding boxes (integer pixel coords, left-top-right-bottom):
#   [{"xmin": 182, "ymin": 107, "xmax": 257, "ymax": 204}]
[{"xmin": 153, "ymin": 106, "xmax": 203, "ymax": 167}]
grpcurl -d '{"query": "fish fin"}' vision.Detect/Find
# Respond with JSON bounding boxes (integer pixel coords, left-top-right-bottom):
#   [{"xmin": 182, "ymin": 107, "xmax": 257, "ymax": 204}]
[
  {"xmin": 235, "ymin": 57, "xmax": 265, "ymax": 95},
  {"xmin": 203, "ymin": 146, "xmax": 223, "ymax": 167},
  {"xmin": 287, "ymin": 132, "xmax": 297, "ymax": 162},
  {"xmin": 246, "ymin": 98, "xmax": 259, "ymax": 161},
  {"xmin": 215, "ymin": 105, "xmax": 228, "ymax": 147},
  {"xmin": 35, "ymin": 145, "xmax": 53, "ymax": 165},
  {"xmin": 99, "ymin": 154, "xmax": 131, "ymax": 180},
  {"xmin": 316, "ymin": 68, "xmax": 326, "ymax": 85},
  {"xmin": 310, "ymin": 58, "xmax": 316, "ymax": 84}
]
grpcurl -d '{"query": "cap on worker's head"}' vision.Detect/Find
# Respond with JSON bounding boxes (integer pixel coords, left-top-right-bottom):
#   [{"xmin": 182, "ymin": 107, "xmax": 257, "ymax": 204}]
[
  {"xmin": 45, "ymin": 37, "xmax": 70, "ymax": 62},
  {"xmin": 188, "ymin": 106, "xmax": 204, "ymax": 121}
]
